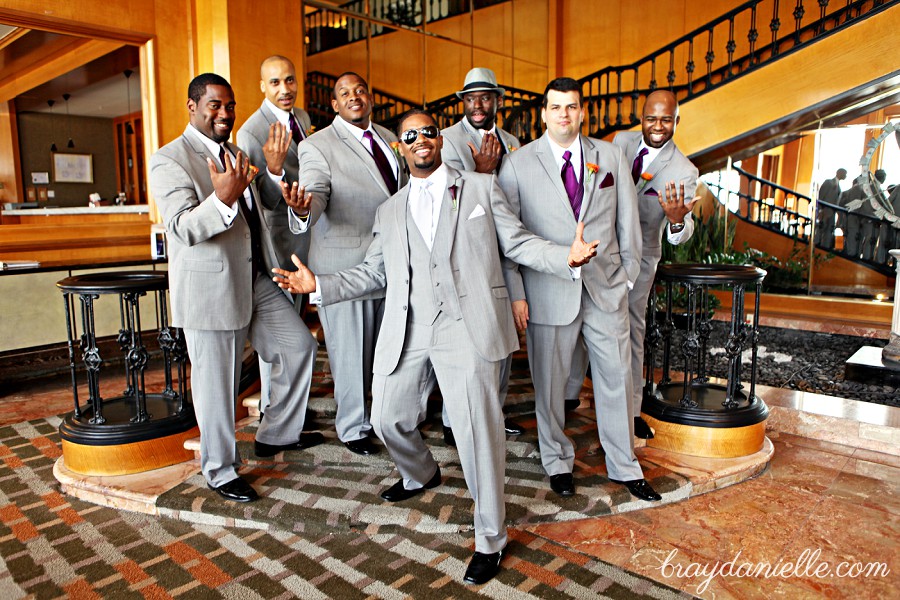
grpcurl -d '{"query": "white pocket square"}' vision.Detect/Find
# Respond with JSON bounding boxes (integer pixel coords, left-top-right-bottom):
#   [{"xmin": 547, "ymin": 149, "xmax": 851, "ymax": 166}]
[{"xmin": 467, "ymin": 205, "xmax": 486, "ymax": 220}]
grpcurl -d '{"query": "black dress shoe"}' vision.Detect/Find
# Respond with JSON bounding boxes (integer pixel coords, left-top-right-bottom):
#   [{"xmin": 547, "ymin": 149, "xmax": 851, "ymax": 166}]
[
  {"xmin": 380, "ymin": 467, "xmax": 441, "ymax": 502},
  {"xmin": 344, "ymin": 436, "xmax": 379, "ymax": 455},
  {"xmin": 208, "ymin": 476, "xmax": 259, "ymax": 503},
  {"xmin": 463, "ymin": 547, "xmax": 504, "ymax": 585},
  {"xmin": 634, "ymin": 416, "xmax": 654, "ymax": 439},
  {"xmin": 254, "ymin": 432, "xmax": 325, "ymax": 457},
  {"xmin": 442, "ymin": 426, "xmax": 457, "ymax": 447},
  {"xmin": 610, "ymin": 478, "xmax": 662, "ymax": 502},
  {"xmin": 503, "ymin": 418, "xmax": 524, "ymax": 436},
  {"xmin": 549, "ymin": 472, "xmax": 575, "ymax": 497},
  {"xmin": 564, "ymin": 398, "xmax": 580, "ymax": 411}
]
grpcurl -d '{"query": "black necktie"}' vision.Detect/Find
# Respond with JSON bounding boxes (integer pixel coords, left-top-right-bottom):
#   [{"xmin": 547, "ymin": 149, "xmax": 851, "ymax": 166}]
[
  {"xmin": 218, "ymin": 145, "xmax": 228, "ymax": 171},
  {"xmin": 363, "ymin": 130, "xmax": 398, "ymax": 195},
  {"xmin": 289, "ymin": 113, "xmax": 304, "ymax": 144}
]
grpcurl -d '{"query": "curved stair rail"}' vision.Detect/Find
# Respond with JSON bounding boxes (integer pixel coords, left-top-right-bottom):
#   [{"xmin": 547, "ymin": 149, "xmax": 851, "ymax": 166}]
[
  {"xmin": 305, "ymin": 0, "xmax": 510, "ymax": 55},
  {"xmin": 578, "ymin": 0, "xmax": 898, "ymax": 138},
  {"xmin": 703, "ymin": 164, "xmax": 897, "ymax": 275}
]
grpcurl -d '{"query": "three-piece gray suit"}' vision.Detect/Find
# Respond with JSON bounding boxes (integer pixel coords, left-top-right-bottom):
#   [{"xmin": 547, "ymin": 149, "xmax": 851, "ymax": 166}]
[
  {"xmin": 149, "ymin": 126, "xmax": 317, "ymax": 488},
  {"xmin": 316, "ymin": 165, "xmax": 572, "ymax": 554},
  {"xmin": 497, "ymin": 132, "xmax": 646, "ymax": 482},
  {"xmin": 613, "ymin": 131, "xmax": 698, "ymax": 416},
  {"xmin": 297, "ymin": 116, "xmax": 408, "ymax": 443}
]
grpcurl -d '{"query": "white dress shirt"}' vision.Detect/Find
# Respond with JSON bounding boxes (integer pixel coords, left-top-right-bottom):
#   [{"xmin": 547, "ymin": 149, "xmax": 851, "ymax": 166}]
[{"xmin": 187, "ymin": 125, "xmax": 252, "ymax": 226}]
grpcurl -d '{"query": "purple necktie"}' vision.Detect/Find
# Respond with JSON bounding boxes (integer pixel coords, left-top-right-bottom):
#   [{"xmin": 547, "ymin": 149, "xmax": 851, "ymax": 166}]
[
  {"xmin": 363, "ymin": 130, "xmax": 398, "ymax": 195},
  {"xmin": 561, "ymin": 150, "xmax": 581, "ymax": 219},
  {"xmin": 289, "ymin": 113, "xmax": 304, "ymax": 144},
  {"xmin": 631, "ymin": 147, "xmax": 649, "ymax": 183}
]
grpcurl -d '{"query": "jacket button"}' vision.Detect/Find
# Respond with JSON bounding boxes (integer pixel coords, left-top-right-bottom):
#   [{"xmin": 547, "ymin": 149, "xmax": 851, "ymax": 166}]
[
  {"xmin": 402, "ymin": 305, "xmax": 407, "ymax": 311},
  {"xmin": 435, "ymin": 282, "xmax": 440, "ymax": 287}
]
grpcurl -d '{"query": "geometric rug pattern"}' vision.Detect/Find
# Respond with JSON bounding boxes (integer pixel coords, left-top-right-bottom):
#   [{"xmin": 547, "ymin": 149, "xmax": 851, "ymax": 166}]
[{"xmin": 0, "ymin": 417, "xmax": 693, "ymax": 598}]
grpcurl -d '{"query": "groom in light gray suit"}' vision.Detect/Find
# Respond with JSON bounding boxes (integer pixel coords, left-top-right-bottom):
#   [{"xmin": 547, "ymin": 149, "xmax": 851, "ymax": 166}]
[
  {"xmin": 149, "ymin": 74, "xmax": 320, "ymax": 504},
  {"xmin": 497, "ymin": 77, "xmax": 661, "ymax": 502},
  {"xmin": 274, "ymin": 109, "xmax": 600, "ymax": 585},
  {"xmin": 613, "ymin": 90, "xmax": 698, "ymax": 439},
  {"xmin": 236, "ymin": 55, "xmax": 312, "ymax": 417},
  {"xmin": 296, "ymin": 72, "xmax": 408, "ymax": 456}
]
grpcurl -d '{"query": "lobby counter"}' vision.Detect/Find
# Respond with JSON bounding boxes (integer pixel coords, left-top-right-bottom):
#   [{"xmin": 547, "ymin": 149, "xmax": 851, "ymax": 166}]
[{"xmin": 1, "ymin": 205, "xmax": 150, "ymax": 225}]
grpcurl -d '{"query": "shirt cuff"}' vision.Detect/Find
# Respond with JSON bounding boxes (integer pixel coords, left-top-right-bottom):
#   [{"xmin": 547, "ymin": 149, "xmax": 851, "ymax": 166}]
[
  {"xmin": 213, "ymin": 195, "xmax": 238, "ymax": 225},
  {"xmin": 288, "ymin": 207, "xmax": 310, "ymax": 233},
  {"xmin": 266, "ymin": 168, "xmax": 285, "ymax": 183},
  {"xmin": 309, "ymin": 276, "xmax": 322, "ymax": 305},
  {"xmin": 667, "ymin": 222, "xmax": 687, "ymax": 244},
  {"xmin": 569, "ymin": 265, "xmax": 581, "ymax": 280}
]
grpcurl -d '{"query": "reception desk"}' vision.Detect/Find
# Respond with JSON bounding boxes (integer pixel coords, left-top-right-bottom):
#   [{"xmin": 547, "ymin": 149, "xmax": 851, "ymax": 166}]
[{"xmin": 1, "ymin": 205, "xmax": 150, "ymax": 225}]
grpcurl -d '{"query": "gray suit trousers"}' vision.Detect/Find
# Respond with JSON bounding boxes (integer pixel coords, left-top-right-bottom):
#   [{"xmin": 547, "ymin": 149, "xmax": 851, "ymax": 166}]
[
  {"xmin": 372, "ymin": 315, "xmax": 507, "ymax": 555},
  {"xmin": 527, "ymin": 288, "xmax": 642, "ymax": 481},
  {"xmin": 184, "ymin": 273, "xmax": 317, "ymax": 487},
  {"xmin": 317, "ymin": 298, "xmax": 384, "ymax": 442}
]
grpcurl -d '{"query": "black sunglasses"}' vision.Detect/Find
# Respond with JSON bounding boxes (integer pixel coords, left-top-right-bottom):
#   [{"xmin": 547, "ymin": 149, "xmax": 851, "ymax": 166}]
[{"xmin": 400, "ymin": 125, "xmax": 439, "ymax": 145}]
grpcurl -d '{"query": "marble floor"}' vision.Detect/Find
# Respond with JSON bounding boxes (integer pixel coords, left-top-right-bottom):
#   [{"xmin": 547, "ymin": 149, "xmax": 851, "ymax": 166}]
[{"xmin": 2, "ymin": 367, "xmax": 897, "ymax": 599}]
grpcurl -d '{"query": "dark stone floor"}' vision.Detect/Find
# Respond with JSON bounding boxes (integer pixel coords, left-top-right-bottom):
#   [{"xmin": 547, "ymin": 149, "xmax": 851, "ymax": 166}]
[{"xmin": 659, "ymin": 322, "xmax": 899, "ymax": 407}]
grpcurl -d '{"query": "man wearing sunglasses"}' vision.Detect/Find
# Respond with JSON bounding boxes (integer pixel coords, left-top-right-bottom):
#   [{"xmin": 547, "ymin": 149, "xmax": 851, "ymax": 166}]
[
  {"xmin": 274, "ymin": 110, "xmax": 600, "ymax": 585},
  {"xmin": 294, "ymin": 72, "xmax": 407, "ymax": 457},
  {"xmin": 438, "ymin": 67, "xmax": 525, "ymax": 446}
]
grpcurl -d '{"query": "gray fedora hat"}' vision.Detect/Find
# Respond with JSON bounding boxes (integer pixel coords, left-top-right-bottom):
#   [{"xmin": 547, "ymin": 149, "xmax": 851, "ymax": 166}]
[{"xmin": 455, "ymin": 67, "xmax": 505, "ymax": 99}]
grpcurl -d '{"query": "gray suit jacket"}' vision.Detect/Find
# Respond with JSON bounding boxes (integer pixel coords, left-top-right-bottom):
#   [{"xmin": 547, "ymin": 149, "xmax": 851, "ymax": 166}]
[
  {"xmin": 297, "ymin": 117, "xmax": 408, "ymax": 300},
  {"xmin": 497, "ymin": 133, "xmax": 641, "ymax": 324},
  {"xmin": 440, "ymin": 118, "xmax": 521, "ymax": 173},
  {"xmin": 236, "ymin": 102, "xmax": 312, "ymax": 271},
  {"xmin": 613, "ymin": 131, "xmax": 697, "ymax": 268},
  {"xmin": 149, "ymin": 126, "xmax": 277, "ymax": 330},
  {"xmin": 318, "ymin": 167, "xmax": 520, "ymax": 375}
]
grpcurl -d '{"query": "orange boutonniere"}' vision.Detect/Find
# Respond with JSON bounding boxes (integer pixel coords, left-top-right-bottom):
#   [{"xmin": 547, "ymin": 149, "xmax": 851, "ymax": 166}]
[
  {"xmin": 389, "ymin": 141, "xmax": 402, "ymax": 158},
  {"xmin": 636, "ymin": 171, "xmax": 653, "ymax": 192},
  {"xmin": 508, "ymin": 145, "xmax": 517, "ymax": 152},
  {"xmin": 585, "ymin": 162, "xmax": 599, "ymax": 184}
]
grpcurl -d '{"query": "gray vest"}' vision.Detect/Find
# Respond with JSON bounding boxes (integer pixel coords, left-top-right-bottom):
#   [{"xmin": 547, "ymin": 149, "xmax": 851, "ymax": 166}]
[{"xmin": 406, "ymin": 195, "xmax": 462, "ymax": 325}]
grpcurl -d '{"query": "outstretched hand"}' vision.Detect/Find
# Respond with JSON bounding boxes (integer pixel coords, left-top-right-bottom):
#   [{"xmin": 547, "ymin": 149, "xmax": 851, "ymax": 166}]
[
  {"xmin": 659, "ymin": 181, "xmax": 699, "ymax": 226},
  {"xmin": 280, "ymin": 180, "xmax": 313, "ymax": 217},
  {"xmin": 567, "ymin": 222, "xmax": 600, "ymax": 267},
  {"xmin": 272, "ymin": 254, "xmax": 317, "ymax": 294}
]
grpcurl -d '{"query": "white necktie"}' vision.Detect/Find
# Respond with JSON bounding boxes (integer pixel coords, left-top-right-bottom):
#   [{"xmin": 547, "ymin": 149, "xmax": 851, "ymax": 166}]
[{"xmin": 412, "ymin": 180, "xmax": 438, "ymax": 250}]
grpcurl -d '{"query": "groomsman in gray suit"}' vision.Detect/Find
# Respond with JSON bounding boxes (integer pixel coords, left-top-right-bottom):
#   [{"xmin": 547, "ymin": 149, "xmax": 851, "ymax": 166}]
[
  {"xmin": 613, "ymin": 89, "xmax": 699, "ymax": 439},
  {"xmin": 439, "ymin": 67, "xmax": 524, "ymax": 443},
  {"xmin": 274, "ymin": 109, "xmax": 600, "ymax": 584},
  {"xmin": 236, "ymin": 55, "xmax": 312, "ymax": 416},
  {"xmin": 497, "ymin": 77, "xmax": 662, "ymax": 502},
  {"xmin": 296, "ymin": 72, "xmax": 407, "ymax": 456},
  {"xmin": 149, "ymin": 73, "xmax": 321, "ymax": 504}
]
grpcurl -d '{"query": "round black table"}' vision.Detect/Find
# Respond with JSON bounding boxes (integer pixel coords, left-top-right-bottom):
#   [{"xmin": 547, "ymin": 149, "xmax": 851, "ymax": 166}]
[{"xmin": 56, "ymin": 271, "xmax": 195, "ymax": 465}]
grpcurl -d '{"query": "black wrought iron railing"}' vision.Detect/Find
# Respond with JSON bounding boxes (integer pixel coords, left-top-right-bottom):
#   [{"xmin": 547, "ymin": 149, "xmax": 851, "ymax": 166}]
[
  {"xmin": 306, "ymin": 0, "xmax": 509, "ymax": 55},
  {"xmin": 578, "ymin": 0, "xmax": 898, "ymax": 138},
  {"xmin": 305, "ymin": 71, "xmax": 543, "ymax": 141},
  {"xmin": 703, "ymin": 165, "xmax": 897, "ymax": 275}
]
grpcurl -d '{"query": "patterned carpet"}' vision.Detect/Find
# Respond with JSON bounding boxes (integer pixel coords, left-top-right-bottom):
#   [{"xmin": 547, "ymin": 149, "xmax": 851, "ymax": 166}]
[{"xmin": 0, "ymin": 348, "xmax": 694, "ymax": 598}]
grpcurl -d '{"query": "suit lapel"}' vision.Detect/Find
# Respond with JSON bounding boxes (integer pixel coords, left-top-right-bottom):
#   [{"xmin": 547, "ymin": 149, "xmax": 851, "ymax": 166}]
[
  {"xmin": 537, "ymin": 135, "xmax": 576, "ymax": 216},
  {"xmin": 332, "ymin": 116, "xmax": 390, "ymax": 195},
  {"xmin": 444, "ymin": 168, "xmax": 463, "ymax": 256},
  {"xmin": 393, "ymin": 182, "xmax": 412, "ymax": 267},
  {"xmin": 646, "ymin": 141, "xmax": 674, "ymax": 182},
  {"xmin": 580, "ymin": 137, "xmax": 599, "ymax": 219}
]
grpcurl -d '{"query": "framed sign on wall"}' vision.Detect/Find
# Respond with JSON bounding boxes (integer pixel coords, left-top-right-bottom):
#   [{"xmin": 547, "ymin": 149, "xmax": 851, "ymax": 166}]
[{"xmin": 52, "ymin": 152, "xmax": 93, "ymax": 183}]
